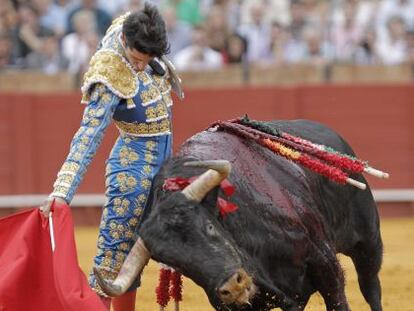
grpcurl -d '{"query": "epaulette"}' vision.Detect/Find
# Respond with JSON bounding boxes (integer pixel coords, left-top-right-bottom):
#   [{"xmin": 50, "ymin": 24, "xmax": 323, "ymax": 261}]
[{"xmin": 81, "ymin": 49, "xmax": 138, "ymax": 108}]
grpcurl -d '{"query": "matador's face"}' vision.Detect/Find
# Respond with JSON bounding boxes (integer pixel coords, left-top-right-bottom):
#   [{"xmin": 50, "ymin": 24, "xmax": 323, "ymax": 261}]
[
  {"xmin": 124, "ymin": 47, "xmax": 153, "ymax": 72},
  {"xmin": 121, "ymin": 35, "xmax": 153, "ymax": 72}
]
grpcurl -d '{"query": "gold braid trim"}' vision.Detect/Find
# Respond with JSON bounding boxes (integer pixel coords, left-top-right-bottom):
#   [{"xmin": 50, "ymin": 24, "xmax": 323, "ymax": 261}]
[
  {"xmin": 114, "ymin": 119, "xmax": 171, "ymax": 137},
  {"xmin": 81, "ymin": 49, "xmax": 139, "ymax": 103}
]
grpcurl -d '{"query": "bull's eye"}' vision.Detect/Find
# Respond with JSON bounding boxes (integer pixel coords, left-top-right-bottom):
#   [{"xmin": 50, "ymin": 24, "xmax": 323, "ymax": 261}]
[{"xmin": 206, "ymin": 223, "xmax": 216, "ymax": 236}]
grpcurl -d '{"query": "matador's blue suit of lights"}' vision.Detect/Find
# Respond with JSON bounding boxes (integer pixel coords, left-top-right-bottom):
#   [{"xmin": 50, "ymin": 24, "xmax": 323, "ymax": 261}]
[{"xmin": 50, "ymin": 13, "xmax": 179, "ymax": 296}]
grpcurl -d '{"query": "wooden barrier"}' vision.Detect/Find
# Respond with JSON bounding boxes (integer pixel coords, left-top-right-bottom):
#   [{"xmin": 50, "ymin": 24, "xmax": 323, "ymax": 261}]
[
  {"xmin": 249, "ymin": 64, "xmax": 327, "ymax": 85},
  {"xmin": 0, "ymin": 65, "xmax": 413, "ymax": 93},
  {"xmin": 330, "ymin": 64, "xmax": 413, "ymax": 84},
  {"xmin": 0, "ymin": 71, "xmax": 75, "ymax": 93},
  {"xmin": 180, "ymin": 63, "xmax": 328, "ymax": 88},
  {"xmin": 179, "ymin": 65, "xmax": 246, "ymax": 88}
]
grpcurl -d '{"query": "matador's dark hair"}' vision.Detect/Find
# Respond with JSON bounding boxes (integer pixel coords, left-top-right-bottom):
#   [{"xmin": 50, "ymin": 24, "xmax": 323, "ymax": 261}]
[{"xmin": 122, "ymin": 3, "xmax": 170, "ymax": 57}]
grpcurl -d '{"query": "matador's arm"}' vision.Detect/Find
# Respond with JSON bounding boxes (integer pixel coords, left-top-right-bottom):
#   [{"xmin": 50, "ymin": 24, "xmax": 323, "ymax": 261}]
[{"xmin": 50, "ymin": 84, "xmax": 120, "ymax": 203}]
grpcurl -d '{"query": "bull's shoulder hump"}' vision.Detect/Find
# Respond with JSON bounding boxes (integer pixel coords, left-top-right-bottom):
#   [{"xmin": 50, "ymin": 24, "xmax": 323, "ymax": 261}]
[
  {"xmin": 183, "ymin": 130, "xmax": 236, "ymax": 145},
  {"xmin": 269, "ymin": 119, "xmax": 334, "ymax": 135},
  {"xmin": 178, "ymin": 130, "xmax": 247, "ymax": 159}
]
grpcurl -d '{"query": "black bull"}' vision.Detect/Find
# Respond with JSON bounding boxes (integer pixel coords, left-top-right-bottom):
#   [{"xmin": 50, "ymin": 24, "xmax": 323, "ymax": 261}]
[{"xmin": 95, "ymin": 120, "xmax": 383, "ymax": 311}]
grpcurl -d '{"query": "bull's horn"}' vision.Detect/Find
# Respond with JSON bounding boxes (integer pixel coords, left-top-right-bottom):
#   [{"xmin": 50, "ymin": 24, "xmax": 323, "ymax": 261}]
[
  {"xmin": 182, "ymin": 160, "xmax": 231, "ymax": 202},
  {"xmin": 93, "ymin": 238, "xmax": 150, "ymax": 296}
]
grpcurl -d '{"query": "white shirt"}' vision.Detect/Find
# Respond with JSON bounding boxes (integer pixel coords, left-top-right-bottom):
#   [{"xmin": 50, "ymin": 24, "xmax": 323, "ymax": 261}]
[
  {"xmin": 173, "ymin": 46, "xmax": 223, "ymax": 71},
  {"xmin": 61, "ymin": 33, "xmax": 91, "ymax": 74}
]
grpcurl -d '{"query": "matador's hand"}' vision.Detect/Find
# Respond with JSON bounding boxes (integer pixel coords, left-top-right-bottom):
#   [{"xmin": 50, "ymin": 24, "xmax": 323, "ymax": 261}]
[{"xmin": 40, "ymin": 196, "xmax": 67, "ymax": 217}]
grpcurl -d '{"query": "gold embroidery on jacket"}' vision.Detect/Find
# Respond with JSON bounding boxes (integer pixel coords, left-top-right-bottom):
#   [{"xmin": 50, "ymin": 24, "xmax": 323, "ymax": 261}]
[
  {"xmin": 162, "ymin": 93, "xmax": 173, "ymax": 106},
  {"xmin": 55, "ymin": 174, "xmax": 74, "ymax": 185},
  {"xmin": 145, "ymin": 102, "xmax": 169, "ymax": 122},
  {"xmin": 152, "ymin": 75, "xmax": 171, "ymax": 94},
  {"xmin": 80, "ymin": 136, "xmax": 90, "ymax": 144},
  {"xmin": 137, "ymin": 71, "xmax": 151, "ymax": 85},
  {"xmin": 140, "ymin": 84, "xmax": 162, "ymax": 106},
  {"xmin": 156, "ymin": 103, "xmax": 167, "ymax": 116},
  {"xmin": 53, "ymin": 186, "xmax": 69, "ymax": 196},
  {"xmin": 61, "ymin": 162, "xmax": 80, "ymax": 173},
  {"xmin": 89, "ymin": 118, "xmax": 101, "ymax": 127},
  {"xmin": 159, "ymin": 119, "xmax": 170, "ymax": 132},
  {"xmin": 81, "ymin": 50, "xmax": 138, "ymax": 103},
  {"xmin": 145, "ymin": 106, "xmax": 157, "ymax": 119}
]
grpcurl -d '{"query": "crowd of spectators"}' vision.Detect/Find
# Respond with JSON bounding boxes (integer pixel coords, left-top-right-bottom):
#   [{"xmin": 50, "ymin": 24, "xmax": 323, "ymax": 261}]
[{"xmin": 1, "ymin": 0, "xmax": 414, "ymax": 75}]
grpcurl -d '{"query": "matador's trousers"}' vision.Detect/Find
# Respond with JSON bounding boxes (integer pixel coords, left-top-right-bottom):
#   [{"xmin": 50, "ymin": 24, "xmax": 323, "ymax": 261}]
[{"xmin": 89, "ymin": 133, "xmax": 172, "ymax": 296}]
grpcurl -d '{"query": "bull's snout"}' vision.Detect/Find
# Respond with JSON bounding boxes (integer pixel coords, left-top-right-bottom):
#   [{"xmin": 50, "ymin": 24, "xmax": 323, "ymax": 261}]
[{"xmin": 217, "ymin": 269, "xmax": 257, "ymax": 306}]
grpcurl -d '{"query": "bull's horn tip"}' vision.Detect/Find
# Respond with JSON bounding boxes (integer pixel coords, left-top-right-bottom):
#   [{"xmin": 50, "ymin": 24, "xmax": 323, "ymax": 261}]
[{"xmin": 93, "ymin": 267, "xmax": 123, "ymax": 297}]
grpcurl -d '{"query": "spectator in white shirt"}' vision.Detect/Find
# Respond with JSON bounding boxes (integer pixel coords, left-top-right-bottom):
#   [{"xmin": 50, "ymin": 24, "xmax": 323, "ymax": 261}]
[
  {"xmin": 61, "ymin": 9, "xmax": 99, "ymax": 75},
  {"xmin": 32, "ymin": 0, "xmax": 68, "ymax": 37},
  {"xmin": 376, "ymin": 0, "xmax": 414, "ymax": 34},
  {"xmin": 330, "ymin": 0, "xmax": 364, "ymax": 62},
  {"xmin": 25, "ymin": 31, "xmax": 69, "ymax": 74},
  {"xmin": 66, "ymin": 0, "xmax": 111, "ymax": 36},
  {"xmin": 97, "ymin": 0, "xmax": 129, "ymax": 16},
  {"xmin": 407, "ymin": 31, "xmax": 414, "ymax": 63},
  {"xmin": 376, "ymin": 16, "xmax": 409, "ymax": 65},
  {"xmin": 238, "ymin": 1, "xmax": 271, "ymax": 63},
  {"xmin": 173, "ymin": 25, "xmax": 223, "ymax": 71},
  {"xmin": 0, "ymin": 31, "xmax": 13, "ymax": 70},
  {"xmin": 240, "ymin": 0, "xmax": 290, "ymax": 27},
  {"xmin": 205, "ymin": 4, "xmax": 230, "ymax": 53},
  {"xmin": 354, "ymin": 28, "xmax": 380, "ymax": 65},
  {"xmin": 284, "ymin": 25, "xmax": 333, "ymax": 64},
  {"xmin": 162, "ymin": 5, "xmax": 192, "ymax": 59},
  {"xmin": 118, "ymin": 0, "xmax": 144, "ymax": 17}
]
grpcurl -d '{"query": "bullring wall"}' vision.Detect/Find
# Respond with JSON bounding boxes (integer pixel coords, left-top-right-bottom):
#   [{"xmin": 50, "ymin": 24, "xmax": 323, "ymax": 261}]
[{"xmin": 0, "ymin": 84, "xmax": 413, "ymax": 219}]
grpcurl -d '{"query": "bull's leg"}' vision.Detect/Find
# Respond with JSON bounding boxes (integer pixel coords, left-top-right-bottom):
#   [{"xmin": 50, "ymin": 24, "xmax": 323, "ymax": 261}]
[
  {"xmin": 348, "ymin": 237, "xmax": 383, "ymax": 311},
  {"xmin": 308, "ymin": 244, "xmax": 350, "ymax": 311}
]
